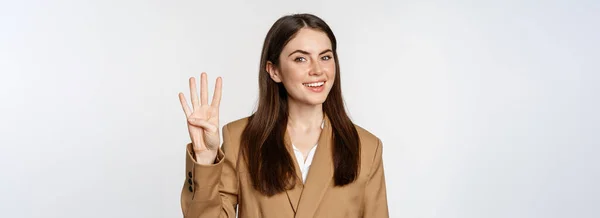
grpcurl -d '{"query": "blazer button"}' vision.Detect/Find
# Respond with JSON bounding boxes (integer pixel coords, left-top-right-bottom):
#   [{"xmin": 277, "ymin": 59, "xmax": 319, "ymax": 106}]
[
  {"xmin": 188, "ymin": 186, "xmax": 193, "ymax": 192},
  {"xmin": 188, "ymin": 172, "xmax": 192, "ymax": 178},
  {"xmin": 187, "ymin": 178, "xmax": 193, "ymax": 185}
]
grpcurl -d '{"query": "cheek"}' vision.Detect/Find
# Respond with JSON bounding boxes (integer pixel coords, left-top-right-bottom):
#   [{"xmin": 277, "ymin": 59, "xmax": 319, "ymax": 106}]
[
  {"xmin": 325, "ymin": 62, "xmax": 336, "ymax": 77},
  {"xmin": 281, "ymin": 65, "xmax": 308, "ymax": 83}
]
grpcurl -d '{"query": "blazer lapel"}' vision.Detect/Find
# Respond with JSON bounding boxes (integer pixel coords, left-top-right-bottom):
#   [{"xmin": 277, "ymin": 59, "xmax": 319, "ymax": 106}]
[
  {"xmin": 295, "ymin": 115, "xmax": 334, "ymax": 218},
  {"xmin": 284, "ymin": 127, "xmax": 304, "ymax": 213}
]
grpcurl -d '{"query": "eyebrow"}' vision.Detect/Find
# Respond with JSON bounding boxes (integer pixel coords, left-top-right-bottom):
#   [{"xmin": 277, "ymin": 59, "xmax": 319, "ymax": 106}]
[{"xmin": 288, "ymin": 49, "xmax": 333, "ymax": 57}]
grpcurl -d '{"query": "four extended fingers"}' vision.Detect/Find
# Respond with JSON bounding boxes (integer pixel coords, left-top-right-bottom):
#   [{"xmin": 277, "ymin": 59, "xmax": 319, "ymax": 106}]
[{"xmin": 180, "ymin": 72, "xmax": 222, "ymax": 118}]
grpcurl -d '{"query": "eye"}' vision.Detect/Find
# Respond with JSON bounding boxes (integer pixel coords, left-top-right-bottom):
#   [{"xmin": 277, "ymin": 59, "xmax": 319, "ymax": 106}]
[
  {"xmin": 294, "ymin": 57, "xmax": 307, "ymax": 62},
  {"xmin": 321, "ymin": 55, "xmax": 332, "ymax": 61}
]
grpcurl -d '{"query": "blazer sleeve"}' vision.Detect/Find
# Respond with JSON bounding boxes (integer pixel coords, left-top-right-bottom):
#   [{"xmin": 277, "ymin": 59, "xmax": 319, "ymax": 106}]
[
  {"xmin": 363, "ymin": 138, "xmax": 390, "ymax": 217},
  {"xmin": 180, "ymin": 124, "xmax": 238, "ymax": 218}
]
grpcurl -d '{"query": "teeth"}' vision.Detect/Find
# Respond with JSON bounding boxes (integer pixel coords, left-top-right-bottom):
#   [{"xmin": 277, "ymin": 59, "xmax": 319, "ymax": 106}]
[{"xmin": 303, "ymin": 81, "xmax": 324, "ymax": 87}]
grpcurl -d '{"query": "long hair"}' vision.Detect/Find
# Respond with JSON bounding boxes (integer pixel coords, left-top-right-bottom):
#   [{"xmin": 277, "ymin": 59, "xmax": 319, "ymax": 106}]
[{"xmin": 240, "ymin": 13, "xmax": 360, "ymax": 196}]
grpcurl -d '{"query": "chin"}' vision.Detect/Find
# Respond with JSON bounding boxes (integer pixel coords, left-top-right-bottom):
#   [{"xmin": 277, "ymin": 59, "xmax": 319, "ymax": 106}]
[
  {"xmin": 290, "ymin": 89, "xmax": 330, "ymax": 106},
  {"xmin": 306, "ymin": 97, "xmax": 327, "ymax": 105}
]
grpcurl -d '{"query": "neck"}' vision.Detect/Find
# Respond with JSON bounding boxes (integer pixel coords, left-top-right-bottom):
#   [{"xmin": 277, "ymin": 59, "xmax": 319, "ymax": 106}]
[{"xmin": 287, "ymin": 98, "xmax": 324, "ymax": 131}]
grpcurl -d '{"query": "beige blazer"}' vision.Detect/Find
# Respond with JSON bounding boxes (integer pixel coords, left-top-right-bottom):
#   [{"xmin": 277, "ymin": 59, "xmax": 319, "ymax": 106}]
[{"xmin": 180, "ymin": 115, "xmax": 389, "ymax": 218}]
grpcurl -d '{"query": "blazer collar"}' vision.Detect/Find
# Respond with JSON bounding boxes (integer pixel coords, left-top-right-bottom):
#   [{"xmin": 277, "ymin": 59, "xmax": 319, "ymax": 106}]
[{"xmin": 284, "ymin": 114, "xmax": 334, "ymax": 217}]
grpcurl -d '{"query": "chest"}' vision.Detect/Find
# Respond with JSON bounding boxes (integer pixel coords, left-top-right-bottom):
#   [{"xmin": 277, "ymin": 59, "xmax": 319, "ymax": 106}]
[
  {"xmin": 236, "ymin": 170, "xmax": 367, "ymax": 218},
  {"xmin": 288, "ymin": 127, "xmax": 322, "ymax": 158}
]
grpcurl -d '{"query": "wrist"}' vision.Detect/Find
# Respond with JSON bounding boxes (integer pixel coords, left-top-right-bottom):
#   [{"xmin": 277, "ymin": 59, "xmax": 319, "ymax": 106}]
[{"xmin": 193, "ymin": 149, "xmax": 218, "ymax": 165}]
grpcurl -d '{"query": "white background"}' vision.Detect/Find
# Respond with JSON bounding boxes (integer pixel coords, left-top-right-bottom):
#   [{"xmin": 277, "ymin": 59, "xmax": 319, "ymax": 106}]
[{"xmin": 1, "ymin": 0, "xmax": 598, "ymax": 217}]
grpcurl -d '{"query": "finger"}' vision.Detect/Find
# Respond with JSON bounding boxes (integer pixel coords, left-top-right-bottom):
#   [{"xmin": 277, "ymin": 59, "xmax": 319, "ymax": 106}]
[
  {"xmin": 201, "ymin": 72, "xmax": 208, "ymax": 106},
  {"xmin": 211, "ymin": 76, "xmax": 222, "ymax": 107},
  {"xmin": 178, "ymin": 92, "xmax": 192, "ymax": 117},
  {"xmin": 189, "ymin": 77, "xmax": 199, "ymax": 110},
  {"xmin": 187, "ymin": 118, "xmax": 218, "ymax": 133}
]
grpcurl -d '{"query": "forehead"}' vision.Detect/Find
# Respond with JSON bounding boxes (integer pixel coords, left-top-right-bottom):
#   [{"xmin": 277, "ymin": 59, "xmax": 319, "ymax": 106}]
[{"xmin": 282, "ymin": 28, "xmax": 332, "ymax": 54}]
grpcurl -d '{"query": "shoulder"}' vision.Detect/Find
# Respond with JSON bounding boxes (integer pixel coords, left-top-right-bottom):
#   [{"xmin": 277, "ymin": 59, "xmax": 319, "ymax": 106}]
[
  {"xmin": 222, "ymin": 116, "xmax": 251, "ymax": 137},
  {"xmin": 217, "ymin": 117, "xmax": 251, "ymax": 168},
  {"xmin": 223, "ymin": 117, "xmax": 381, "ymax": 146},
  {"xmin": 353, "ymin": 123, "xmax": 384, "ymax": 164},
  {"xmin": 353, "ymin": 123, "xmax": 382, "ymax": 149}
]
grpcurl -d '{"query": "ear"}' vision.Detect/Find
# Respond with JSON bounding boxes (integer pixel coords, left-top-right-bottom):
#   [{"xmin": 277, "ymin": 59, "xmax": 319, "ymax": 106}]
[{"xmin": 266, "ymin": 61, "xmax": 282, "ymax": 83}]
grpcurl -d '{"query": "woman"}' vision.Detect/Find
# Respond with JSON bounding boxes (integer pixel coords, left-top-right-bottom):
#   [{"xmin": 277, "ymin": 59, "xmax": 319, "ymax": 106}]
[{"xmin": 178, "ymin": 13, "xmax": 389, "ymax": 218}]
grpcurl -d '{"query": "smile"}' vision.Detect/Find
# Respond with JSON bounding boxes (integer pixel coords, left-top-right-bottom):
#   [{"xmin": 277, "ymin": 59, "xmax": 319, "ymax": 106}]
[
  {"xmin": 302, "ymin": 81, "xmax": 325, "ymax": 87},
  {"xmin": 302, "ymin": 81, "xmax": 326, "ymax": 93}
]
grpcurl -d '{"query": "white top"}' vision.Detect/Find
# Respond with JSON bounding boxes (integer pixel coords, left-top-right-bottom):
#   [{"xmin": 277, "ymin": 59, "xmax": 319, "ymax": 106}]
[{"xmin": 291, "ymin": 119, "xmax": 325, "ymax": 183}]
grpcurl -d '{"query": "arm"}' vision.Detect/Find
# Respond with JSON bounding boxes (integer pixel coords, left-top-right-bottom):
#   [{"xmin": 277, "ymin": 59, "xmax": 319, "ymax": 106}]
[
  {"xmin": 180, "ymin": 124, "xmax": 238, "ymax": 218},
  {"xmin": 363, "ymin": 138, "xmax": 390, "ymax": 217}
]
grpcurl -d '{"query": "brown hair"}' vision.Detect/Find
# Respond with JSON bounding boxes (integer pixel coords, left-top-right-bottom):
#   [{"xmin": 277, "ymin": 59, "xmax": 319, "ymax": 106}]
[{"xmin": 240, "ymin": 13, "xmax": 360, "ymax": 196}]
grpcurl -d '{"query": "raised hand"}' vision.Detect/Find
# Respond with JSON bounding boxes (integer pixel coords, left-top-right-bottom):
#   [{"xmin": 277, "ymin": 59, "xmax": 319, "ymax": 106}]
[{"xmin": 178, "ymin": 72, "xmax": 223, "ymax": 165}]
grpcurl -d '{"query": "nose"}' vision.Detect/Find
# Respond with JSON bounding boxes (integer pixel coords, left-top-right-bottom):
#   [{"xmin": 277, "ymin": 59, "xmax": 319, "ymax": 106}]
[{"xmin": 309, "ymin": 60, "xmax": 324, "ymax": 76}]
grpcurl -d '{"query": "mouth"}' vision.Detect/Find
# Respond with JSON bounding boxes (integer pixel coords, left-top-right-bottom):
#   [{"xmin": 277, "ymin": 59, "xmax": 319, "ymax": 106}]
[
  {"xmin": 302, "ymin": 81, "xmax": 326, "ymax": 93},
  {"xmin": 302, "ymin": 81, "xmax": 325, "ymax": 87}
]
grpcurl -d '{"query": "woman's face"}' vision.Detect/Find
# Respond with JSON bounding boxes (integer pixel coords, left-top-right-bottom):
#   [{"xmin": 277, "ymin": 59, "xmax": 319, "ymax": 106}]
[{"xmin": 267, "ymin": 28, "xmax": 336, "ymax": 106}]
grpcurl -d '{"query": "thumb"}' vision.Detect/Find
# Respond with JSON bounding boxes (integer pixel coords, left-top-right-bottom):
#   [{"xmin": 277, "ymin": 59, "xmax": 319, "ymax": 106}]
[{"xmin": 187, "ymin": 118, "xmax": 218, "ymax": 133}]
